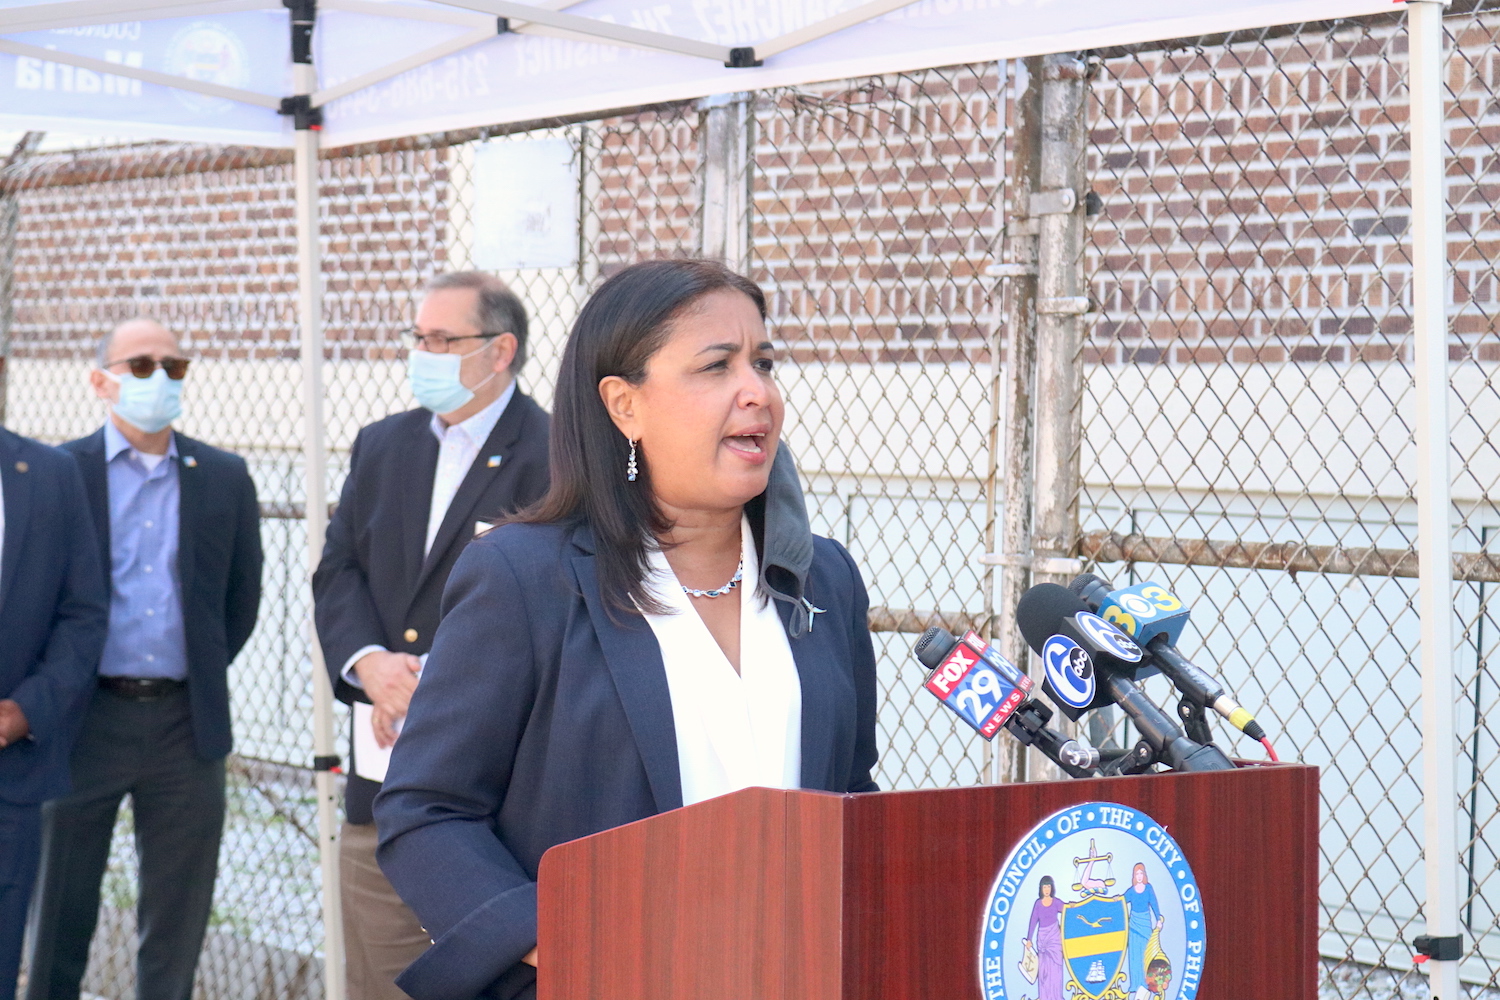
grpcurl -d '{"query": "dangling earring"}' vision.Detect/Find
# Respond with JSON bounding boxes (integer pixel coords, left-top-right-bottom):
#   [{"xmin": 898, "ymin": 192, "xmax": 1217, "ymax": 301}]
[{"xmin": 626, "ymin": 439, "xmax": 638, "ymax": 482}]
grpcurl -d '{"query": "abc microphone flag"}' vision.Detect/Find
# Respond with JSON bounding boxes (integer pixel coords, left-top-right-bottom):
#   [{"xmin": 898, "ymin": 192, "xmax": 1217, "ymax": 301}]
[{"xmin": 913, "ymin": 629, "xmax": 1033, "ymax": 739}]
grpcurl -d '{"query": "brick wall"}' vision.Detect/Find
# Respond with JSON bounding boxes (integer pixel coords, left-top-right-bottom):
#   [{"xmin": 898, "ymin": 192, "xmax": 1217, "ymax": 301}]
[
  {"xmin": 750, "ymin": 63, "xmax": 1003, "ymax": 366},
  {"xmin": 588, "ymin": 107, "xmax": 702, "ymax": 272},
  {"xmin": 6, "ymin": 12, "xmax": 1499, "ymax": 382},
  {"xmin": 5, "ymin": 143, "xmax": 447, "ymax": 365},
  {"xmin": 1087, "ymin": 12, "xmax": 1500, "ymax": 366}
]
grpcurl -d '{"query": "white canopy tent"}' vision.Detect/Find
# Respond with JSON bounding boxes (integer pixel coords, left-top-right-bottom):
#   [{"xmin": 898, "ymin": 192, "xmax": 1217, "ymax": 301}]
[
  {"xmin": 0, "ymin": 0, "xmax": 1457, "ymax": 997},
  {"xmin": 0, "ymin": 0, "xmax": 1393, "ymax": 147}
]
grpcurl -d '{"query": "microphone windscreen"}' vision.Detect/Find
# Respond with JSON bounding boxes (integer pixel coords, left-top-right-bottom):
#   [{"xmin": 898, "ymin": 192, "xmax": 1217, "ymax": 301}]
[
  {"xmin": 1015, "ymin": 583, "xmax": 1089, "ymax": 655},
  {"xmin": 1068, "ymin": 573, "xmax": 1115, "ymax": 611},
  {"xmin": 913, "ymin": 626, "xmax": 956, "ymax": 671}
]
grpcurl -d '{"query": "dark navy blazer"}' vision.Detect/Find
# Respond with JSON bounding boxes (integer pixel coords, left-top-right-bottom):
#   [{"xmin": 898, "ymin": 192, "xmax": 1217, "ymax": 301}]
[
  {"xmin": 64, "ymin": 427, "xmax": 262, "ymax": 760},
  {"xmin": 0, "ymin": 428, "xmax": 108, "ymax": 807},
  {"xmin": 374, "ymin": 520, "xmax": 879, "ymax": 1000},
  {"xmin": 311, "ymin": 394, "xmax": 551, "ymax": 824}
]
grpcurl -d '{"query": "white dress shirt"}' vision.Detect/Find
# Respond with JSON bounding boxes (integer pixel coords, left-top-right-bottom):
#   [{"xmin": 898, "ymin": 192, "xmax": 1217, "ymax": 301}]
[
  {"xmin": 340, "ymin": 381, "xmax": 515, "ymax": 688},
  {"xmin": 426, "ymin": 379, "xmax": 515, "ymax": 556},
  {"xmin": 640, "ymin": 516, "xmax": 803, "ymax": 807}
]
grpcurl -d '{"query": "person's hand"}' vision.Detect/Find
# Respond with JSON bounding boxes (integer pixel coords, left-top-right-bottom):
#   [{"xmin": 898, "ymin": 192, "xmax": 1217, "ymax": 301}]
[
  {"xmin": 522, "ymin": 948, "xmax": 538, "ymax": 968},
  {"xmin": 0, "ymin": 699, "xmax": 30, "ymax": 748},
  {"xmin": 354, "ymin": 650, "xmax": 421, "ymax": 749},
  {"xmin": 370, "ymin": 704, "xmax": 403, "ymax": 749}
]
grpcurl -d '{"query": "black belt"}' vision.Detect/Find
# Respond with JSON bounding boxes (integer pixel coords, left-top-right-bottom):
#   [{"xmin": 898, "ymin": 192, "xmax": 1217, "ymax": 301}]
[{"xmin": 99, "ymin": 676, "xmax": 187, "ymax": 700}]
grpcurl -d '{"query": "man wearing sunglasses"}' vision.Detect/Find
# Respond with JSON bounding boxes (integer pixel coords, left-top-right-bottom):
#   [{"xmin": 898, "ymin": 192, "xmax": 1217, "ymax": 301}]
[
  {"xmin": 25, "ymin": 318, "xmax": 263, "ymax": 1000},
  {"xmin": 313, "ymin": 272, "xmax": 550, "ymax": 1000}
]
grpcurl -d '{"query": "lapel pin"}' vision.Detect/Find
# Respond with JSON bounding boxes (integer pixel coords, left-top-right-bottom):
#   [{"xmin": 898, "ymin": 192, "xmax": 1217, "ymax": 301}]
[
  {"xmin": 14, "ymin": 461, "xmax": 27, "ymax": 473},
  {"xmin": 183, "ymin": 456, "xmax": 197, "ymax": 468},
  {"xmin": 486, "ymin": 455, "xmax": 501, "ymax": 468}
]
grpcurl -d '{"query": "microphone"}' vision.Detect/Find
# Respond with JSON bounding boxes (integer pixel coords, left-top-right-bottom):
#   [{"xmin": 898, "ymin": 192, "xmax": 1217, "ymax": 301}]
[
  {"xmin": 911, "ymin": 628, "xmax": 1100, "ymax": 777},
  {"xmin": 1015, "ymin": 584, "xmax": 1235, "ymax": 773},
  {"xmin": 1069, "ymin": 573, "xmax": 1269, "ymax": 743},
  {"xmin": 912, "ymin": 627, "xmax": 1032, "ymax": 739}
]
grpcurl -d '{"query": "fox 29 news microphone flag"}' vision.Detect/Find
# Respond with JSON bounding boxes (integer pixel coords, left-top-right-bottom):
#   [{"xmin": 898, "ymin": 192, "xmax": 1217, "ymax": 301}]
[{"xmin": 912, "ymin": 629, "xmax": 1033, "ymax": 739}]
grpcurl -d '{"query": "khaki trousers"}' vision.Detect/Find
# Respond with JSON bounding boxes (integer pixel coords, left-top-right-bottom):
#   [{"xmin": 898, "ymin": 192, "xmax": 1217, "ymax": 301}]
[{"xmin": 339, "ymin": 821, "xmax": 430, "ymax": 1000}]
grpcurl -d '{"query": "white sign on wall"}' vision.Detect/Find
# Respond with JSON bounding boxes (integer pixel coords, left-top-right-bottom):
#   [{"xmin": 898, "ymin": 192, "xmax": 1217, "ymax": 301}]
[{"xmin": 470, "ymin": 137, "xmax": 579, "ymax": 272}]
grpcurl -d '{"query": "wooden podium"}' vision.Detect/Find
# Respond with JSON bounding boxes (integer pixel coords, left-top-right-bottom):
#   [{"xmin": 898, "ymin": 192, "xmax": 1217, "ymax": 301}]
[{"xmin": 537, "ymin": 764, "xmax": 1318, "ymax": 1000}]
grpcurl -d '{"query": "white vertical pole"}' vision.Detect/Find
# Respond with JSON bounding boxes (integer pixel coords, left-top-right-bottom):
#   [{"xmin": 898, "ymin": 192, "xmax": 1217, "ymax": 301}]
[
  {"xmin": 292, "ymin": 57, "xmax": 347, "ymax": 1000},
  {"xmin": 1409, "ymin": 2, "xmax": 1462, "ymax": 997}
]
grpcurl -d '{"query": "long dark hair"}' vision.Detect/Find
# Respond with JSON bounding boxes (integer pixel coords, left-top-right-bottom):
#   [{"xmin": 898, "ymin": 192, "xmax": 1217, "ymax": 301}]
[{"xmin": 514, "ymin": 258, "xmax": 767, "ymax": 616}]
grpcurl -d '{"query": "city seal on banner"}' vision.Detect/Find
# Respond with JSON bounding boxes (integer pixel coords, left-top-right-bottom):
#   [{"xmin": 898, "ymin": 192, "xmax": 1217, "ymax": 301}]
[
  {"xmin": 979, "ymin": 803, "xmax": 1206, "ymax": 1000},
  {"xmin": 164, "ymin": 21, "xmax": 251, "ymax": 114}
]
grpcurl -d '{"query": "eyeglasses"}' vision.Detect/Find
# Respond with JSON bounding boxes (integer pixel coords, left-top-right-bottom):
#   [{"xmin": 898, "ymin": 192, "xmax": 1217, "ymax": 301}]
[
  {"xmin": 106, "ymin": 355, "xmax": 191, "ymax": 380},
  {"xmin": 404, "ymin": 329, "xmax": 504, "ymax": 353}
]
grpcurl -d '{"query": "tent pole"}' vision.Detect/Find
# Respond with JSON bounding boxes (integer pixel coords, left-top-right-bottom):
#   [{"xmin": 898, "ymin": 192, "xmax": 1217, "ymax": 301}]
[
  {"xmin": 1408, "ymin": 1, "xmax": 1463, "ymax": 996},
  {"xmin": 291, "ymin": 55, "xmax": 347, "ymax": 1000}
]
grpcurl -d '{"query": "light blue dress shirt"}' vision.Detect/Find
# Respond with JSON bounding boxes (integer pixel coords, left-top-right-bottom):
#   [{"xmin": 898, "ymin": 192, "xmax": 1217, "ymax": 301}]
[{"xmin": 98, "ymin": 421, "xmax": 189, "ymax": 680}]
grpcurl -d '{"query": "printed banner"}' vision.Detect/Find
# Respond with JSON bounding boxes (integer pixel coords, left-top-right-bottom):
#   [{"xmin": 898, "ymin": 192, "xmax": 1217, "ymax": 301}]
[{"xmin": 0, "ymin": 0, "xmax": 1392, "ymax": 148}]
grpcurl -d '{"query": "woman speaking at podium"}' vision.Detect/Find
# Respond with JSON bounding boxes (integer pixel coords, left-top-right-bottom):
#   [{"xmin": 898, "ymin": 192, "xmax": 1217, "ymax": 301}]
[{"xmin": 373, "ymin": 259, "xmax": 880, "ymax": 1000}]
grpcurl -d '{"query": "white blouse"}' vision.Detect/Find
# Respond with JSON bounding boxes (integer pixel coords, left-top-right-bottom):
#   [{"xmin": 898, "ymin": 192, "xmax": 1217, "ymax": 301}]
[{"xmin": 639, "ymin": 517, "xmax": 803, "ymax": 807}]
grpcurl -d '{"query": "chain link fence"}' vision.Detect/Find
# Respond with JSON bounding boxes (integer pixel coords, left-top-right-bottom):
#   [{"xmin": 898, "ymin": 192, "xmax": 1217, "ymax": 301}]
[
  {"xmin": 0, "ymin": 8, "xmax": 1494, "ymax": 998},
  {"xmin": 1083, "ymin": 7, "xmax": 1500, "ymax": 996}
]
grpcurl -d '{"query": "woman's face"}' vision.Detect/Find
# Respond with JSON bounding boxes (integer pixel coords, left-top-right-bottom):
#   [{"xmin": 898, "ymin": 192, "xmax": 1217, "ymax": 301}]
[
  {"xmin": 600, "ymin": 289, "xmax": 783, "ymax": 515},
  {"xmin": 1133, "ymin": 868, "xmax": 1146, "ymax": 887},
  {"xmin": 1041, "ymin": 882, "xmax": 1053, "ymax": 900}
]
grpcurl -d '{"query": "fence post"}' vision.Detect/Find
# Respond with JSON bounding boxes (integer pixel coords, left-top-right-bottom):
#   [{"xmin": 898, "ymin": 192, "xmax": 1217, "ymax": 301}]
[
  {"xmin": 1408, "ymin": 2, "xmax": 1462, "ymax": 996},
  {"xmin": 289, "ymin": 41, "xmax": 347, "ymax": 1000},
  {"xmin": 699, "ymin": 92, "xmax": 752, "ymax": 270},
  {"xmin": 1024, "ymin": 52, "xmax": 1089, "ymax": 776},
  {"xmin": 988, "ymin": 56, "xmax": 1042, "ymax": 784}
]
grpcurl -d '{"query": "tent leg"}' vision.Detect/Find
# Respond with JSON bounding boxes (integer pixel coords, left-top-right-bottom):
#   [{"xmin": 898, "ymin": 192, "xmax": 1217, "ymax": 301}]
[
  {"xmin": 293, "ymin": 77, "xmax": 347, "ymax": 1000},
  {"xmin": 1409, "ymin": 2, "xmax": 1463, "ymax": 997}
]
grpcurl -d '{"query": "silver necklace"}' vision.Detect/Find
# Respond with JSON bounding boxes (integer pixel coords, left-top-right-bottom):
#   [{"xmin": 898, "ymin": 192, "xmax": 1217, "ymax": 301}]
[{"xmin": 683, "ymin": 560, "xmax": 743, "ymax": 599}]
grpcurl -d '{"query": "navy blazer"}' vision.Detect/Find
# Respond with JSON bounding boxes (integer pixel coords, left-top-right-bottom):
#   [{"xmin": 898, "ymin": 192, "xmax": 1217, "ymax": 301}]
[
  {"xmin": 311, "ymin": 394, "xmax": 550, "ymax": 824},
  {"xmin": 64, "ymin": 427, "xmax": 263, "ymax": 760},
  {"xmin": 0, "ymin": 428, "xmax": 109, "ymax": 806},
  {"xmin": 374, "ymin": 519, "xmax": 879, "ymax": 1000}
]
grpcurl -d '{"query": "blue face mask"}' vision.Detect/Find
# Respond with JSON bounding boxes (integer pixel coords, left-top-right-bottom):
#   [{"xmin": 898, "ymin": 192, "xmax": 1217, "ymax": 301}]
[
  {"xmin": 408, "ymin": 345, "xmax": 494, "ymax": 416},
  {"xmin": 107, "ymin": 368, "xmax": 182, "ymax": 434}
]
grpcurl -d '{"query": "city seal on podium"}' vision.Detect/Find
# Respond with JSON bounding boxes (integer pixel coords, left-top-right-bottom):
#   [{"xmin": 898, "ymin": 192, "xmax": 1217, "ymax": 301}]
[{"xmin": 979, "ymin": 802, "xmax": 1206, "ymax": 1000}]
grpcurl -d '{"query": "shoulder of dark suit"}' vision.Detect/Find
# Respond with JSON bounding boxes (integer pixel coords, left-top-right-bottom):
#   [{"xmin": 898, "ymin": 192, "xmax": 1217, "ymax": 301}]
[{"xmin": 1, "ymin": 426, "xmax": 79, "ymax": 475}]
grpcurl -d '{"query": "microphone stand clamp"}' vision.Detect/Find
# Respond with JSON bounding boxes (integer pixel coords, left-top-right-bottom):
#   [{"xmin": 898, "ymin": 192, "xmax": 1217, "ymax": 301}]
[{"xmin": 1177, "ymin": 697, "xmax": 1215, "ymax": 746}]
